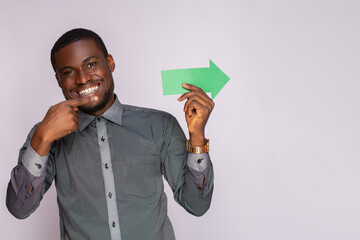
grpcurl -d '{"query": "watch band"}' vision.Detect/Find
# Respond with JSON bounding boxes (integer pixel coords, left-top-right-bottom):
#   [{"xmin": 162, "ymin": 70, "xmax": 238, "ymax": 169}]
[{"xmin": 186, "ymin": 139, "xmax": 209, "ymax": 154}]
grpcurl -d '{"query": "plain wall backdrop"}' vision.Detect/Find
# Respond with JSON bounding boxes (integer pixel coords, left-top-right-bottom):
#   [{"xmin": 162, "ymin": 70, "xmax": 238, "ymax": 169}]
[{"xmin": 1, "ymin": 0, "xmax": 360, "ymax": 239}]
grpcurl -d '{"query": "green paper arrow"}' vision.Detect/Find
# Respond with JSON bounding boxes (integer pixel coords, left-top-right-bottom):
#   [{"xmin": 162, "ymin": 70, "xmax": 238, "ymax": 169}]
[{"xmin": 161, "ymin": 60, "xmax": 230, "ymax": 99}]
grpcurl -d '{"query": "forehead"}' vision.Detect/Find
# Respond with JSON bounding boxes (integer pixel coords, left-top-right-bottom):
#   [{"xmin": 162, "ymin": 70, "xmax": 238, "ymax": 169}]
[{"xmin": 53, "ymin": 39, "xmax": 103, "ymax": 70}]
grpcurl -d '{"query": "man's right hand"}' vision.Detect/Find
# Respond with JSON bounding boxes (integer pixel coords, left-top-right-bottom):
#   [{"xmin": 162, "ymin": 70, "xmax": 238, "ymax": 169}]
[{"xmin": 30, "ymin": 97, "xmax": 96, "ymax": 156}]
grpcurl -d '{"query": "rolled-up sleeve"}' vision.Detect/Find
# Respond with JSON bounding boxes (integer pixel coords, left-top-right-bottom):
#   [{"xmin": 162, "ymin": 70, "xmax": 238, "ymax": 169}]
[
  {"xmin": 186, "ymin": 153, "xmax": 211, "ymax": 187},
  {"xmin": 160, "ymin": 114, "xmax": 214, "ymax": 217},
  {"xmin": 21, "ymin": 145, "xmax": 49, "ymax": 177},
  {"xmin": 6, "ymin": 126, "xmax": 54, "ymax": 219}
]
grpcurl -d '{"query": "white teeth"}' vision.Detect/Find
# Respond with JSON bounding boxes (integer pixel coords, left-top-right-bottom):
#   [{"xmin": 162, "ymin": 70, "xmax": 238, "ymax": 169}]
[{"xmin": 78, "ymin": 85, "xmax": 99, "ymax": 95}]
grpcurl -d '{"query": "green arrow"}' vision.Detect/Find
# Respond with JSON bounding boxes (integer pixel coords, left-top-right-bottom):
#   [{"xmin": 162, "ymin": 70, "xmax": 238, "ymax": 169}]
[{"xmin": 161, "ymin": 60, "xmax": 230, "ymax": 99}]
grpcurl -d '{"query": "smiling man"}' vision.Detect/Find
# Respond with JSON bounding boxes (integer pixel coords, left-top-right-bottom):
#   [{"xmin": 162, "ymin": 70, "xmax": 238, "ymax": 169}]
[{"xmin": 6, "ymin": 28, "xmax": 214, "ymax": 240}]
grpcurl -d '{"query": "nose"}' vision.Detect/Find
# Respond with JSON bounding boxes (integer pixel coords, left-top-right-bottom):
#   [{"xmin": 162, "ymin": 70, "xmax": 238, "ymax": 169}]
[{"xmin": 76, "ymin": 70, "xmax": 91, "ymax": 84}]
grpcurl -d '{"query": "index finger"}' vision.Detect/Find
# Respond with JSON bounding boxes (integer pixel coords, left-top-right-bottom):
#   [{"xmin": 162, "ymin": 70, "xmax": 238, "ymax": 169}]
[
  {"xmin": 181, "ymin": 83, "xmax": 204, "ymax": 92},
  {"xmin": 178, "ymin": 84, "xmax": 209, "ymax": 101},
  {"xmin": 66, "ymin": 96, "xmax": 98, "ymax": 107}
]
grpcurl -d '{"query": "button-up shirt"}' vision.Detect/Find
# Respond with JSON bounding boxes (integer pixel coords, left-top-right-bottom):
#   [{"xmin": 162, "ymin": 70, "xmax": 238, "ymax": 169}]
[{"xmin": 7, "ymin": 97, "xmax": 214, "ymax": 240}]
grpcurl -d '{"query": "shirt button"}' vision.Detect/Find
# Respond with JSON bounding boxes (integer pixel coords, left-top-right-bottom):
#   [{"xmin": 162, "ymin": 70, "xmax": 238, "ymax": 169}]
[
  {"xmin": 105, "ymin": 163, "xmax": 108, "ymax": 169},
  {"xmin": 101, "ymin": 136, "xmax": 105, "ymax": 142},
  {"xmin": 112, "ymin": 221, "xmax": 116, "ymax": 228},
  {"xmin": 97, "ymin": 117, "xmax": 101, "ymax": 121},
  {"xmin": 35, "ymin": 163, "xmax": 42, "ymax": 169},
  {"xmin": 108, "ymin": 192, "xmax": 112, "ymax": 198}
]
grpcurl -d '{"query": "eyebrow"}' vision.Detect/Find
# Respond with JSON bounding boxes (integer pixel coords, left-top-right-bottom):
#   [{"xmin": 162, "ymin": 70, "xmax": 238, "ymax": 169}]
[
  {"xmin": 59, "ymin": 56, "xmax": 99, "ymax": 72},
  {"xmin": 83, "ymin": 56, "xmax": 98, "ymax": 63}
]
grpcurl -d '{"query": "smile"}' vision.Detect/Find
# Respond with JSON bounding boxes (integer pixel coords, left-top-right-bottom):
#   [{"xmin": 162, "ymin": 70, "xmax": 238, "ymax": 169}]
[{"xmin": 77, "ymin": 84, "xmax": 99, "ymax": 96}]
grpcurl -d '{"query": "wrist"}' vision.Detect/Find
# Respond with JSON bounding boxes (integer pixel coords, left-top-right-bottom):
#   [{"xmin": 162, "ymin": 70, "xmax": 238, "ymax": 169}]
[
  {"xmin": 31, "ymin": 126, "xmax": 52, "ymax": 156},
  {"xmin": 189, "ymin": 131, "xmax": 205, "ymax": 146}
]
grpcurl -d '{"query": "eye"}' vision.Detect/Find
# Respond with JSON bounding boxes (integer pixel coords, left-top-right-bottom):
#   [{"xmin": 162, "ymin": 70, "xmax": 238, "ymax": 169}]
[
  {"xmin": 63, "ymin": 70, "xmax": 74, "ymax": 76},
  {"xmin": 87, "ymin": 62, "xmax": 96, "ymax": 68}
]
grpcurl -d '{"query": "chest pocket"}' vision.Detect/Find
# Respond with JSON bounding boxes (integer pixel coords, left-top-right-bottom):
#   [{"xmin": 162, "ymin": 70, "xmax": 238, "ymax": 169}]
[{"xmin": 124, "ymin": 155, "xmax": 159, "ymax": 198}]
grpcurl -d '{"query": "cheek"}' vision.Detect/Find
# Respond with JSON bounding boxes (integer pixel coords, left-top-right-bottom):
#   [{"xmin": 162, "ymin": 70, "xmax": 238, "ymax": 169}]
[
  {"xmin": 62, "ymin": 90, "xmax": 73, "ymax": 100},
  {"xmin": 61, "ymin": 78, "xmax": 75, "ymax": 90},
  {"xmin": 59, "ymin": 81, "xmax": 74, "ymax": 99}
]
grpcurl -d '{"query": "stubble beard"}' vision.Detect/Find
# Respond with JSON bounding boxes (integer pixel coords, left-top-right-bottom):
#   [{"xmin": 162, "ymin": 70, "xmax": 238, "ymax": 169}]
[{"xmin": 78, "ymin": 82, "xmax": 114, "ymax": 115}]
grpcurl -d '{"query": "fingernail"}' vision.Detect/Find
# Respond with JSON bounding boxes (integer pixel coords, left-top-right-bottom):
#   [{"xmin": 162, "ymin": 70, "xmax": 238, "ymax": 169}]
[
  {"xmin": 93, "ymin": 96, "xmax": 99, "ymax": 101},
  {"xmin": 182, "ymin": 83, "xmax": 188, "ymax": 87}
]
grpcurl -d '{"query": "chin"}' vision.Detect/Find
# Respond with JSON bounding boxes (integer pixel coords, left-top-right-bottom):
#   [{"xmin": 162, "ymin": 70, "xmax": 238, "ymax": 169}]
[{"xmin": 79, "ymin": 90, "xmax": 113, "ymax": 114}]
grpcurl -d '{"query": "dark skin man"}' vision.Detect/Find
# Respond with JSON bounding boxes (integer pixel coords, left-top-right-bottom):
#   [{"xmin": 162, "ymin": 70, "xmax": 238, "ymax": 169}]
[{"xmin": 7, "ymin": 29, "xmax": 215, "ymax": 239}]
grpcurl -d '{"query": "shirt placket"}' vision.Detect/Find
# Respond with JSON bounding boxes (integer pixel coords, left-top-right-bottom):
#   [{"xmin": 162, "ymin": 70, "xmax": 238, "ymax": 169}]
[{"xmin": 96, "ymin": 117, "xmax": 121, "ymax": 240}]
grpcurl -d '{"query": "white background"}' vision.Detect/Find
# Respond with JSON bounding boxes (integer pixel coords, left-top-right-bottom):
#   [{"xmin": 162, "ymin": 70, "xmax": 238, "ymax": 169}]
[{"xmin": 1, "ymin": 0, "xmax": 360, "ymax": 239}]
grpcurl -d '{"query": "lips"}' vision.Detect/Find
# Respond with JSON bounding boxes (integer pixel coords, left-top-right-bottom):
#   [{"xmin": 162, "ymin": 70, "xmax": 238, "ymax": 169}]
[{"xmin": 76, "ymin": 83, "xmax": 100, "ymax": 96}]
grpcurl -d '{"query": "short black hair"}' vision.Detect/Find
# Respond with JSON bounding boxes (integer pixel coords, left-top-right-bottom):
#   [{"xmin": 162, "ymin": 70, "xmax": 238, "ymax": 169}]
[{"xmin": 50, "ymin": 28, "xmax": 108, "ymax": 71}]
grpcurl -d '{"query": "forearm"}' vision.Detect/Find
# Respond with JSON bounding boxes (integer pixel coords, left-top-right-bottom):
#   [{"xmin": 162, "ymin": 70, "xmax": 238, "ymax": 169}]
[
  {"xmin": 7, "ymin": 139, "xmax": 50, "ymax": 219},
  {"xmin": 6, "ymin": 163, "xmax": 46, "ymax": 219},
  {"xmin": 176, "ymin": 153, "xmax": 214, "ymax": 216},
  {"xmin": 161, "ymin": 113, "xmax": 214, "ymax": 216},
  {"xmin": 30, "ymin": 124, "xmax": 53, "ymax": 157}
]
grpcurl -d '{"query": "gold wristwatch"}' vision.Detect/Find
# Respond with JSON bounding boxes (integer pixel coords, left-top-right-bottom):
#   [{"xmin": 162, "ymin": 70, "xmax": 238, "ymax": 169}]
[{"xmin": 186, "ymin": 139, "xmax": 209, "ymax": 154}]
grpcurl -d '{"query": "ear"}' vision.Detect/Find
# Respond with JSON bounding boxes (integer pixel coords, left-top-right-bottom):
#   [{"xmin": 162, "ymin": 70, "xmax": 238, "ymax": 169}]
[
  {"xmin": 55, "ymin": 74, "xmax": 62, "ymax": 88},
  {"xmin": 107, "ymin": 54, "xmax": 115, "ymax": 72}
]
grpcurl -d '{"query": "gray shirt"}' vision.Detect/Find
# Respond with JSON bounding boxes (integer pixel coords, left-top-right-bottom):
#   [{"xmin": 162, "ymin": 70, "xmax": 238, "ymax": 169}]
[{"xmin": 7, "ymin": 97, "xmax": 214, "ymax": 240}]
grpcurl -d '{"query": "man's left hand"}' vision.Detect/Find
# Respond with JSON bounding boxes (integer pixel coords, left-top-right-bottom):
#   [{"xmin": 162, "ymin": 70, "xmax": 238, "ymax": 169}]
[{"xmin": 178, "ymin": 84, "xmax": 214, "ymax": 146}]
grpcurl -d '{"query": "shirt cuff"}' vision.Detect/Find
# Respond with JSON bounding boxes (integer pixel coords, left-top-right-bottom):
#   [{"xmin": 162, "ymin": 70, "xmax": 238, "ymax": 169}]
[
  {"xmin": 186, "ymin": 152, "xmax": 210, "ymax": 172},
  {"xmin": 21, "ymin": 145, "xmax": 49, "ymax": 177}
]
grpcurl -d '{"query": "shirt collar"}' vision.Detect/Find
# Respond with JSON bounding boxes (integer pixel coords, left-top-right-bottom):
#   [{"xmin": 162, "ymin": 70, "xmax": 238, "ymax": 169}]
[{"xmin": 78, "ymin": 95, "xmax": 123, "ymax": 132}]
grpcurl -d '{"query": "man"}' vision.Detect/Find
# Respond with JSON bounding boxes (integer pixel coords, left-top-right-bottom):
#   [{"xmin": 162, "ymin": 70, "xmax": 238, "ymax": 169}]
[{"xmin": 6, "ymin": 28, "xmax": 214, "ymax": 240}]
